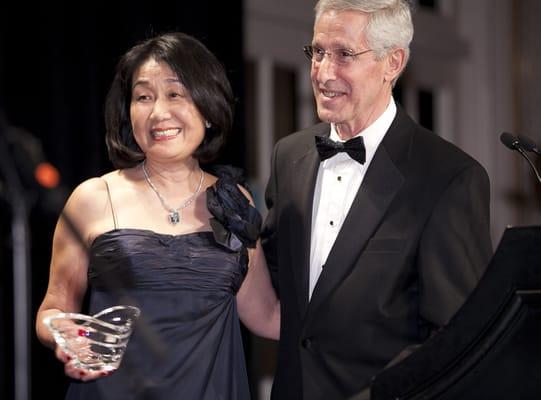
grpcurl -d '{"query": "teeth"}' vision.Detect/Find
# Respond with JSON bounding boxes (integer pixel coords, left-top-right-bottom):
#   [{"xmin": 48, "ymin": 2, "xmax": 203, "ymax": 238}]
[
  {"xmin": 152, "ymin": 128, "xmax": 180, "ymax": 138},
  {"xmin": 322, "ymin": 91, "xmax": 341, "ymax": 98}
]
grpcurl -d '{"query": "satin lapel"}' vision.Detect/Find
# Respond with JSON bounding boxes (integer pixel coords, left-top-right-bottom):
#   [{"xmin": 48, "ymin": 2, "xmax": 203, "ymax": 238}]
[
  {"xmin": 303, "ymin": 144, "xmax": 404, "ymax": 326},
  {"xmin": 289, "ymin": 131, "xmax": 326, "ymax": 318}
]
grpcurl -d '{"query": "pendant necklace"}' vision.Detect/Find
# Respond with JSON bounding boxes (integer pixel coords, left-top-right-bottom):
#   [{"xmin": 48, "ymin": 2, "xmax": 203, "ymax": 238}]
[{"xmin": 142, "ymin": 161, "xmax": 204, "ymax": 225}]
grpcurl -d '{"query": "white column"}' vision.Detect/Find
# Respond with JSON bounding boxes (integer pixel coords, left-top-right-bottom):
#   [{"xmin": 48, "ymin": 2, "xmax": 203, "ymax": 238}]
[
  {"xmin": 436, "ymin": 87, "xmax": 455, "ymax": 144},
  {"xmin": 455, "ymin": 0, "xmax": 516, "ymax": 243},
  {"xmin": 255, "ymin": 58, "xmax": 274, "ymax": 209}
]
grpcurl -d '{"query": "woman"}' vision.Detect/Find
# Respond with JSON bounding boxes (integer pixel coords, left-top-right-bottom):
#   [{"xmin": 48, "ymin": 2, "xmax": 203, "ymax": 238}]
[{"xmin": 36, "ymin": 32, "xmax": 279, "ymax": 399}]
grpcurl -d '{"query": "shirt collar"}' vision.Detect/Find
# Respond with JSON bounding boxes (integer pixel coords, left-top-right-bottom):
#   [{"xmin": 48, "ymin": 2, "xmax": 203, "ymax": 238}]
[{"xmin": 329, "ymin": 97, "xmax": 397, "ymax": 166}]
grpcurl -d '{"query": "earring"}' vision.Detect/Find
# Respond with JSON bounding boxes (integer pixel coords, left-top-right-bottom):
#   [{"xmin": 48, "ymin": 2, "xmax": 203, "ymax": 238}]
[{"xmin": 205, "ymin": 120, "xmax": 212, "ymax": 129}]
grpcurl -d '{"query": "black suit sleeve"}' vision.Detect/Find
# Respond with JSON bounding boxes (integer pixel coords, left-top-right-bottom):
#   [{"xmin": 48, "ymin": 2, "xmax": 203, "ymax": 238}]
[
  {"xmin": 261, "ymin": 140, "xmax": 281, "ymax": 296},
  {"xmin": 371, "ymin": 160, "xmax": 493, "ymax": 389},
  {"xmin": 417, "ymin": 161, "xmax": 492, "ymax": 326}
]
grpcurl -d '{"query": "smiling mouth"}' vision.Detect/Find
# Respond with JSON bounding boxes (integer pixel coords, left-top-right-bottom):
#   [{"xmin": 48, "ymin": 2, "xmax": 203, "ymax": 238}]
[
  {"xmin": 320, "ymin": 90, "xmax": 344, "ymax": 99},
  {"xmin": 151, "ymin": 128, "xmax": 181, "ymax": 140}
]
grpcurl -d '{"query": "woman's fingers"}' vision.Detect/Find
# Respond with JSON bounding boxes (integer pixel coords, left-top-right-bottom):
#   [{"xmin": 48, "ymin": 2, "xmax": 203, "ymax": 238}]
[
  {"xmin": 56, "ymin": 345, "xmax": 113, "ymax": 381},
  {"xmin": 64, "ymin": 360, "xmax": 112, "ymax": 381}
]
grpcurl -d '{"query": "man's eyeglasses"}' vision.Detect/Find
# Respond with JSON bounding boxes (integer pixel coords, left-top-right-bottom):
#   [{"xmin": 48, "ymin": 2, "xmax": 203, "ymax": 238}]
[{"xmin": 303, "ymin": 45, "xmax": 373, "ymax": 66}]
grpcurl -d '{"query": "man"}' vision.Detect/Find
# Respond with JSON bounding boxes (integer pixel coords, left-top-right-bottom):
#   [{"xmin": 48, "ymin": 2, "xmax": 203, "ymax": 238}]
[{"xmin": 261, "ymin": 1, "xmax": 493, "ymax": 399}]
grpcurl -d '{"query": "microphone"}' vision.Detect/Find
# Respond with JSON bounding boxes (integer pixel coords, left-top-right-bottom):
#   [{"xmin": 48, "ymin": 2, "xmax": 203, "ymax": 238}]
[
  {"xmin": 500, "ymin": 132, "xmax": 541, "ymax": 183},
  {"xmin": 500, "ymin": 132, "xmax": 521, "ymax": 151},
  {"xmin": 517, "ymin": 134, "xmax": 541, "ymax": 157}
]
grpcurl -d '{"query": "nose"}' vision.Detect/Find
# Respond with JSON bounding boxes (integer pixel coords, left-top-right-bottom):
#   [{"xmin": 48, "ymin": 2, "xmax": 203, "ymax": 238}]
[
  {"xmin": 314, "ymin": 55, "xmax": 337, "ymax": 84},
  {"xmin": 149, "ymin": 97, "xmax": 172, "ymax": 122}
]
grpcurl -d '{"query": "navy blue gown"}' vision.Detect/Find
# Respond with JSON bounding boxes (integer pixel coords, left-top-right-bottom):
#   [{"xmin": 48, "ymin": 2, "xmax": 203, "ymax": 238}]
[{"xmin": 65, "ymin": 168, "xmax": 261, "ymax": 400}]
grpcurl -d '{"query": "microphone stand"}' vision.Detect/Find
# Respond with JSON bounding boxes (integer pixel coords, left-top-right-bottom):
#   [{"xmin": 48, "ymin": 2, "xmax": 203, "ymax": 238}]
[
  {"xmin": 0, "ymin": 113, "xmax": 31, "ymax": 400},
  {"xmin": 518, "ymin": 135, "xmax": 541, "ymax": 157},
  {"xmin": 515, "ymin": 145, "xmax": 541, "ymax": 184},
  {"xmin": 500, "ymin": 132, "xmax": 541, "ymax": 184}
]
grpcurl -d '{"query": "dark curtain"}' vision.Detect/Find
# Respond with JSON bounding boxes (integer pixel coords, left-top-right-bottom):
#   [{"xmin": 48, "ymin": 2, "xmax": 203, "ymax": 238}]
[{"xmin": 0, "ymin": 2, "xmax": 245, "ymax": 398}]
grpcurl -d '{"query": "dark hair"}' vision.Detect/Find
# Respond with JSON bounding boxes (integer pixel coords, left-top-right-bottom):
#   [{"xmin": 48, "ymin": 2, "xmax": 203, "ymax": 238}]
[{"xmin": 105, "ymin": 32, "xmax": 235, "ymax": 168}]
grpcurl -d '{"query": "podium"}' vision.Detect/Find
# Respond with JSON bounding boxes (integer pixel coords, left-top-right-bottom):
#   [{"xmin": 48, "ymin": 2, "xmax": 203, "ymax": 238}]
[{"xmin": 370, "ymin": 226, "xmax": 541, "ymax": 400}]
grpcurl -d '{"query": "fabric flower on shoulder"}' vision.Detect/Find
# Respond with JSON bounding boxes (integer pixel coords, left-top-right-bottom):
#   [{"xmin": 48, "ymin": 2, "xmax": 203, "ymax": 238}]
[{"xmin": 206, "ymin": 166, "xmax": 262, "ymax": 251}]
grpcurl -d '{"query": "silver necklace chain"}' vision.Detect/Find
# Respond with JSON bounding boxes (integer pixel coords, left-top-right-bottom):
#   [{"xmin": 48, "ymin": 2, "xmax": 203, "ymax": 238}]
[{"xmin": 141, "ymin": 161, "xmax": 204, "ymax": 225}]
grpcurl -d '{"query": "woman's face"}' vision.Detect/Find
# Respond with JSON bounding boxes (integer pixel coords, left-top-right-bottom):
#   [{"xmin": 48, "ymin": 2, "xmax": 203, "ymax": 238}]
[{"xmin": 130, "ymin": 58, "xmax": 205, "ymax": 163}]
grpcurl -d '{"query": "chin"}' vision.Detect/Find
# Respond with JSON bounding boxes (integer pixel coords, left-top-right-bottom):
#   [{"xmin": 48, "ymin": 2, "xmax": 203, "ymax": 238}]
[{"xmin": 317, "ymin": 109, "xmax": 340, "ymax": 124}]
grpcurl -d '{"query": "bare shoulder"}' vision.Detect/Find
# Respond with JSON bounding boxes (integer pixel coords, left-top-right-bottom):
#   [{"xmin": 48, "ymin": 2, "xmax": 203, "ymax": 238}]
[
  {"xmin": 63, "ymin": 178, "xmax": 106, "ymax": 223},
  {"xmin": 61, "ymin": 171, "xmax": 123, "ymax": 239},
  {"xmin": 67, "ymin": 177, "xmax": 108, "ymax": 211},
  {"xmin": 205, "ymin": 171, "xmax": 218, "ymax": 186},
  {"xmin": 68, "ymin": 169, "xmax": 128, "ymax": 206}
]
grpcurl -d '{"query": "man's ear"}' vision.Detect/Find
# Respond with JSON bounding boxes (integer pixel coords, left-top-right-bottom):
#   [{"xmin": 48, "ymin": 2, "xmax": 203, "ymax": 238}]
[{"xmin": 384, "ymin": 48, "xmax": 406, "ymax": 83}]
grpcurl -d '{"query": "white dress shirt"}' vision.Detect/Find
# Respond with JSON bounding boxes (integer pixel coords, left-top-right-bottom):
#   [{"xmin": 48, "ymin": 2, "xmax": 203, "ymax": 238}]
[{"xmin": 308, "ymin": 98, "xmax": 397, "ymax": 300}]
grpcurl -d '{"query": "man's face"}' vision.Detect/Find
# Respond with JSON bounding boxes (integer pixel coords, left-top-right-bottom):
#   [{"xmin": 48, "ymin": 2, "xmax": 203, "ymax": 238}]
[{"xmin": 311, "ymin": 10, "xmax": 393, "ymax": 137}]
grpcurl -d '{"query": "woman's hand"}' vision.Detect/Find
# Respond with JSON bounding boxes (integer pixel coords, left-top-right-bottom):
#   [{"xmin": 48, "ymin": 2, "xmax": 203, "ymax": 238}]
[
  {"xmin": 55, "ymin": 345, "xmax": 111, "ymax": 381},
  {"xmin": 51, "ymin": 321, "xmax": 114, "ymax": 381}
]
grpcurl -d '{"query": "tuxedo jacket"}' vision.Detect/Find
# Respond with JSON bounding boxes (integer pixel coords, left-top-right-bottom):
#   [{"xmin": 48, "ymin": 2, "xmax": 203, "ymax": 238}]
[{"xmin": 261, "ymin": 108, "xmax": 493, "ymax": 400}]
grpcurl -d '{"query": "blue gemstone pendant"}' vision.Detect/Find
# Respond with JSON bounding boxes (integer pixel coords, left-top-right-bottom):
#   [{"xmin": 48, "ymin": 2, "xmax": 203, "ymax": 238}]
[{"xmin": 168, "ymin": 211, "xmax": 180, "ymax": 225}]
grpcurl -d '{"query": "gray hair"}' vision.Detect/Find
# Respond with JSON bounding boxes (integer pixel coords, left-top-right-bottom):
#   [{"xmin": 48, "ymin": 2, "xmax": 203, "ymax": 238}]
[{"xmin": 314, "ymin": 0, "xmax": 413, "ymax": 65}]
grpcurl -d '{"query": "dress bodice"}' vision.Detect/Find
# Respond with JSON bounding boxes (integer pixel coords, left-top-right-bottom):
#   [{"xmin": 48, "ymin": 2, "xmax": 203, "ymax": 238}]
[{"xmin": 88, "ymin": 229, "xmax": 246, "ymax": 294}]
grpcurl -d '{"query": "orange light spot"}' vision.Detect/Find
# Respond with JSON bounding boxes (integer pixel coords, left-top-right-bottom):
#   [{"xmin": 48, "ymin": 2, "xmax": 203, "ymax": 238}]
[{"xmin": 34, "ymin": 162, "xmax": 60, "ymax": 188}]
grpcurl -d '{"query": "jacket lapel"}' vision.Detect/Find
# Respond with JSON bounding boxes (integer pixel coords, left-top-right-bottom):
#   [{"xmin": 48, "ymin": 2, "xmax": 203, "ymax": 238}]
[
  {"xmin": 303, "ymin": 142, "xmax": 404, "ymax": 326},
  {"xmin": 289, "ymin": 126, "xmax": 329, "ymax": 317}
]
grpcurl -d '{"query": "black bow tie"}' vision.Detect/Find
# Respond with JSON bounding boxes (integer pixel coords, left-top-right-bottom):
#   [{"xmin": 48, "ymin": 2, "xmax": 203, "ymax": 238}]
[{"xmin": 315, "ymin": 135, "xmax": 366, "ymax": 164}]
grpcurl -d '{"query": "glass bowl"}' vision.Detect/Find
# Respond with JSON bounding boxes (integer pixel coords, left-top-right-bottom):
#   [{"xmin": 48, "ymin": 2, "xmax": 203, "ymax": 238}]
[{"xmin": 43, "ymin": 305, "xmax": 140, "ymax": 372}]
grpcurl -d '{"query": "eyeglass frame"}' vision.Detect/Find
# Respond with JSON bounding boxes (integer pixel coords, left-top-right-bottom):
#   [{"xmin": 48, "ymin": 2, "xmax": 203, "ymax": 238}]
[{"xmin": 303, "ymin": 45, "xmax": 373, "ymax": 66}]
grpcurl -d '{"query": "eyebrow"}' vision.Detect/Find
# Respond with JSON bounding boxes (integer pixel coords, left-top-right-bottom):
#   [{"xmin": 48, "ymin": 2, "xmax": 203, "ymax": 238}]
[
  {"xmin": 131, "ymin": 77, "xmax": 182, "ymax": 89},
  {"xmin": 312, "ymin": 41, "xmax": 355, "ymax": 50}
]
